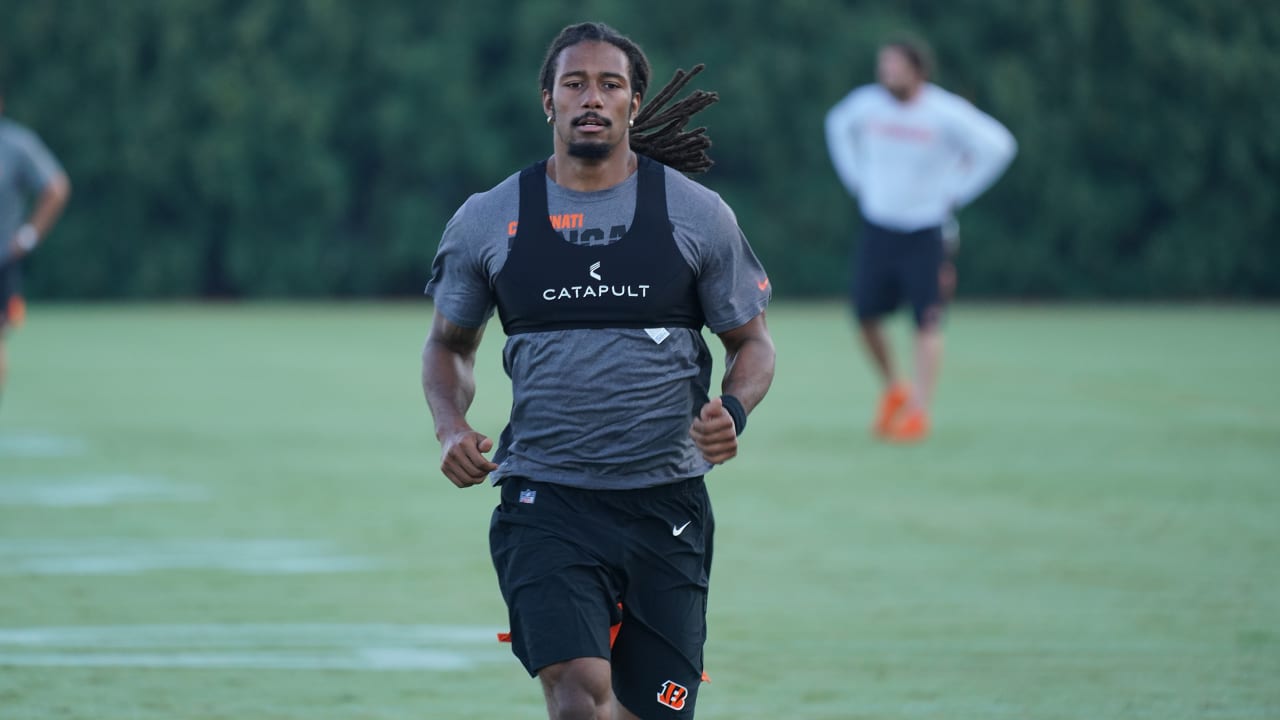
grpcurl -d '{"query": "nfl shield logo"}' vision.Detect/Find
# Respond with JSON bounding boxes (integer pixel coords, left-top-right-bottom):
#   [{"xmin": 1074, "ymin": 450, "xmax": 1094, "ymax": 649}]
[{"xmin": 519, "ymin": 489, "xmax": 537, "ymax": 504}]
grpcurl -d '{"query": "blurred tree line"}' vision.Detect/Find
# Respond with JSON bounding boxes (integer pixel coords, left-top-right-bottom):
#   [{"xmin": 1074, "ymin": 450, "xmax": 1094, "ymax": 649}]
[{"xmin": 1, "ymin": 0, "xmax": 1276, "ymax": 299}]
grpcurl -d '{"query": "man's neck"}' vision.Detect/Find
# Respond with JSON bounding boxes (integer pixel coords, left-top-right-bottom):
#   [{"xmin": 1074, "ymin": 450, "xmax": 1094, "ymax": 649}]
[
  {"xmin": 547, "ymin": 148, "xmax": 637, "ymax": 192},
  {"xmin": 889, "ymin": 83, "xmax": 925, "ymax": 104}
]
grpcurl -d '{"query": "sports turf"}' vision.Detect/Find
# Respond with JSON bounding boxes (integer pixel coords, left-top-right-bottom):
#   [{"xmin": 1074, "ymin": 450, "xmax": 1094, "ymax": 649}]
[{"xmin": 1, "ymin": 302, "xmax": 1277, "ymax": 719}]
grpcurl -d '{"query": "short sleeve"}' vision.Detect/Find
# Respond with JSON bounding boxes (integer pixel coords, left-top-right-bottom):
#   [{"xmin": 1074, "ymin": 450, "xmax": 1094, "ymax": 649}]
[
  {"xmin": 424, "ymin": 196, "xmax": 498, "ymax": 328},
  {"xmin": 668, "ymin": 176, "xmax": 770, "ymax": 333},
  {"xmin": 14, "ymin": 129, "xmax": 64, "ymax": 193}
]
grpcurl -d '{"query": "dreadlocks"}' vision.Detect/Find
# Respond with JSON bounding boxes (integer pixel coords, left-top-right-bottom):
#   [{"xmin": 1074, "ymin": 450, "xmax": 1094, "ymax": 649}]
[
  {"xmin": 630, "ymin": 64, "xmax": 718, "ymax": 174},
  {"xmin": 539, "ymin": 22, "xmax": 720, "ymax": 174}
]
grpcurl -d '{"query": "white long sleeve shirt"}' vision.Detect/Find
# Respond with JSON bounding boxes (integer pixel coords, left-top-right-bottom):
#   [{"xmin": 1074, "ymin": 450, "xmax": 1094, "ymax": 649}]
[{"xmin": 825, "ymin": 83, "xmax": 1017, "ymax": 232}]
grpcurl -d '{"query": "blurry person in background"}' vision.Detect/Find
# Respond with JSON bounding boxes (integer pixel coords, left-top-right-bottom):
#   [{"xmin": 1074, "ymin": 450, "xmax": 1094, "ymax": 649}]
[
  {"xmin": 0, "ymin": 81, "xmax": 71, "ymax": 408},
  {"xmin": 825, "ymin": 37, "xmax": 1015, "ymax": 442}
]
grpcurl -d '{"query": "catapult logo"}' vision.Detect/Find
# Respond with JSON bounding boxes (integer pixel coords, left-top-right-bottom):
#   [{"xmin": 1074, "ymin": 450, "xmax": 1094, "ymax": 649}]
[{"xmin": 542, "ymin": 261, "xmax": 650, "ymax": 302}]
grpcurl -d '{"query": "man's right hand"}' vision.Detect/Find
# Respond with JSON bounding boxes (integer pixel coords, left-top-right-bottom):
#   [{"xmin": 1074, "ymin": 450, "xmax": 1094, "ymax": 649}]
[
  {"xmin": 440, "ymin": 430, "xmax": 498, "ymax": 488},
  {"xmin": 939, "ymin": 258, "xmax": 957, "ymax": 303}
]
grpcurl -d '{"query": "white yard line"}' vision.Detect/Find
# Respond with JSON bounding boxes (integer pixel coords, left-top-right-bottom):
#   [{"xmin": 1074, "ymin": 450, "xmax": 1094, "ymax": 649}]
[
  {"xmin": 0, "ymin": 474, "xmax": 206, "ymax": 506},
  {"xmin": 0, "ymin": 624, "xmax": 509, "ymax": 671},
  {"xmin": 0, "ymin": 432, "xmax": 86, "ymax": 459},
  {"xmin": 0, "ymin": 538, "xmax": 377, "ymax": 575}
]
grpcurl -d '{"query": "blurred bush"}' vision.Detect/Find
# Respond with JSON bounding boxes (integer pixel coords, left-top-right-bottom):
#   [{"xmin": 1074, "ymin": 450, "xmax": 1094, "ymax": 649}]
[{"xmin": 1, "ymin": 0, "xmax": 1276, "ymax": 299}]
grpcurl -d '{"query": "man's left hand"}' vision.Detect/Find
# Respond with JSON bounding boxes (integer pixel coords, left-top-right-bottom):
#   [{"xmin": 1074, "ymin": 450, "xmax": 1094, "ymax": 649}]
[
  {"xmin": 6, "ymin": 237, "xmax": 27, "ymax": 262},
  {"xmin": 690, "ymin": 396, "xmax": 738, "ymax": 464}
]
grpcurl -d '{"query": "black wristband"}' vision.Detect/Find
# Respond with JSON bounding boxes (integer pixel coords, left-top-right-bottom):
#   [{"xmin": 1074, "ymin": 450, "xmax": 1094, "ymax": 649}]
[{"xmin": 721, "ymin": 394, "xmax": 747, "ymax": 436}]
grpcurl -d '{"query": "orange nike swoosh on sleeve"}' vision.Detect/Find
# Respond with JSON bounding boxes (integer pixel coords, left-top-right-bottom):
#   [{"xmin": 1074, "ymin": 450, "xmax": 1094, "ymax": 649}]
[{"xmin": 756, "ymin": 278, "xmax": 770, "ymax": 291}]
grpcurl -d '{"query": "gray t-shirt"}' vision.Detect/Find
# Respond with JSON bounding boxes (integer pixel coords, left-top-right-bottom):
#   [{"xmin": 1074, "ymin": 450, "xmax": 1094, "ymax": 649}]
[
  {"xmin": 425, "ymin": 162, "xmax": 771, "ymax": 489},
  {"xmin": 0, "ymin": 118, "xmax": 64, "ymax": 266}
]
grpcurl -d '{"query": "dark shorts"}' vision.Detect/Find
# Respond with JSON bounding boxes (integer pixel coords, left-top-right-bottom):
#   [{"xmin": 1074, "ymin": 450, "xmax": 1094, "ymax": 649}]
[
  {"xmin": 0, "ymin": 263, "xmax": 21, "ymax": 330},
  {"xmin": 852, "ymin": 217, "xmax": 946, "ymax": 328},
  {"xmin": 490, "ymin": 476, "xmax": 713, "ymax": 718}
]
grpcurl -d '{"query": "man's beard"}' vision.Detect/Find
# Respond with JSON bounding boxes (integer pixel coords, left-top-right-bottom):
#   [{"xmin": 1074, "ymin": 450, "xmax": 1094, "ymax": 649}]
[{"xmin": 567, "ymin": 140, "xmax": 614, "ymax": 160}]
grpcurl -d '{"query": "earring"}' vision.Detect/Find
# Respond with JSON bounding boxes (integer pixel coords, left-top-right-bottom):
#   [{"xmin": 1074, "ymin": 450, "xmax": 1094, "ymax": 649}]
[
  {"xmin": 547, "ymin": 115, "xmax": 553, "ymax": 124},
  {"xmin": 628, "ymin": 118, "xmax": 634, "ymax": 127}
]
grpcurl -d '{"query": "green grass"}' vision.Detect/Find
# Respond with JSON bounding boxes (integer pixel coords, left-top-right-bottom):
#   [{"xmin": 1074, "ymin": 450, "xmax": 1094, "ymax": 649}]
[{"xmin": 1, "ymin": 302, "xmax": 1277, "ymax": 719}]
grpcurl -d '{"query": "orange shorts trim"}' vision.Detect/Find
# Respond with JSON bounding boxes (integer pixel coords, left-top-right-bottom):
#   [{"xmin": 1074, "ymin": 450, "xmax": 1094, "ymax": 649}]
[
  {"xmin": 498, "ymin": 605, "xmax": 711, "ymax": 682},
  {"xmin": 3, "ymin": 295, "xmax": 24, "ymax": 328}
]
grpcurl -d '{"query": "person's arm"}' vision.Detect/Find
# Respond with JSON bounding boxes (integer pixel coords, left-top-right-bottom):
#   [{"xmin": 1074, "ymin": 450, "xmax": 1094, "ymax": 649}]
[
  {"xmin": 947, "ymin": 101, "xmax": 1017, "ymax": 209},
  {"xmin": 690, "ymin": 312, "xmax": 776, "ymax": 464},
  {"xmin": 422, "ymin": 313, "xmax": 497, "ymax": 488},
  {"xmin": 824, "ymin": 92, "xmax": 865, "ymax": 199},
  {"xmin": 8, "ymin": 172, "xmax": 70, "ymax": 259}
]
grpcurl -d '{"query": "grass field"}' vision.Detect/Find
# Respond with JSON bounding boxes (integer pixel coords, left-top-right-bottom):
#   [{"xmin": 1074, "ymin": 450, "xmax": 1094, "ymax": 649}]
[{"xmin": 1, "ymin": 301, "xmax": 1277, "ymax": 720}]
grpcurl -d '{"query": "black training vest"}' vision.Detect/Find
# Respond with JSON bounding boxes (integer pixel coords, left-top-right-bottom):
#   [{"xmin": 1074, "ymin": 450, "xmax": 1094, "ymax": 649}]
[{"xmin": 494, "ymin": 155, "xmax": 705, "ymax": 335}]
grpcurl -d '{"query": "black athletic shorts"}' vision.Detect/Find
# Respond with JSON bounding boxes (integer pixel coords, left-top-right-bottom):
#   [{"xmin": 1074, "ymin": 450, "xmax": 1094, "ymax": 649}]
[
  {"xmin": 851, "ymin": 216, "xmax": 946, "ymax": 328},
  {"xmin": 490, "ymin": 476, "xmax": 713, "ymax": 718}
]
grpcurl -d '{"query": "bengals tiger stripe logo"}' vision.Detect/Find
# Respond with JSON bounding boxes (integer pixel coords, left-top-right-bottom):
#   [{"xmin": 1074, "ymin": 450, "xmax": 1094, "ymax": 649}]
[{"xmin": 656, "ymin": 680, "xmax": 689, "ymax": 710}]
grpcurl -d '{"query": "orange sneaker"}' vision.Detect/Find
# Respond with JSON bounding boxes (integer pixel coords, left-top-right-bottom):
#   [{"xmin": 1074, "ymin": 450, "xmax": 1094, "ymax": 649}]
[
  {"xmin": 885, "ymin": 408, "xmax": 930, "ymax": 443},
  {"xmin": 873, "ymin": 384, "xmax": 911, "ymax": 436}
]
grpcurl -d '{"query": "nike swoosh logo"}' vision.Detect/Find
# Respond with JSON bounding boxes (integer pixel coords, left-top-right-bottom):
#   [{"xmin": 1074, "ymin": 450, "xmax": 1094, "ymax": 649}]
[
  {"xmin": 672, "ymin": 521, "xmax": 692, "ymax": 536},
  {"xmin": 757, "ymin": 277, "xmax": 770, "ymax": 291}
]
